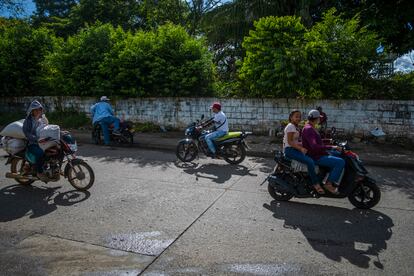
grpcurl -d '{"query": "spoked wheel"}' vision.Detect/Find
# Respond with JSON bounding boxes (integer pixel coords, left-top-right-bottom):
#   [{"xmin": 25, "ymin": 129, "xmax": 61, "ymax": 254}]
[
  {"xmin": 176, "ymin": 141, "xmax": 198, "ymax": 162},
  {"xmin": 67, "ymin": 160, "xmax": 95, "ymax": 191},
  {"xmin": 348, "ymin": 179, "xmax": 381, "ymax": 209},
  {"xmin": 267, "ymin": 182, "xmax": 294, "ymax": 201},
  {"xmin": 222, "ymin": 144, "xmax": 246, "ymax": 165},
  {"xmin": 10, "ymin": 158, "xmax": 35, "ymax": 185}
]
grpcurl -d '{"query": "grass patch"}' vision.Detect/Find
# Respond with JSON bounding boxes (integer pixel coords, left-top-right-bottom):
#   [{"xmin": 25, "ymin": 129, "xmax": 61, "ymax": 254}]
[
  {"xmin": 133, "ymin": 122, "xmax": 161, "ymax": 133},
  {"xmin": 47, "ymin": 110, "xmax": 90, "ymax": 129},
  {"xmin": 0, "ymin": 110, "xmax": 90, "ymax": 129}
]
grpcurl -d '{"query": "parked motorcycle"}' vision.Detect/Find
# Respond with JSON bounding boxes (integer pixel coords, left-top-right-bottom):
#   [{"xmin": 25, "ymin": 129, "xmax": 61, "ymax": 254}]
[
  {"xmin": 266, "ymin": 141, "xmax": 381, "ymax": 209},
  {"xmin": 176, "ymin": 115, "xmax": 252, "ymax": 164},
  {"xmin": 5, "ymin": 131, "xmax": 95, "ymax": 191},
  {"xmin": 92, "ymin": 121, "xmax": 134, "ymax": 146}
]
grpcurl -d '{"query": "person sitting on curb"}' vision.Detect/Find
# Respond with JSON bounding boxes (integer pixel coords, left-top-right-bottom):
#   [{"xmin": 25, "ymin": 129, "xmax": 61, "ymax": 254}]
[
  {"xmin": 23, "ymin": 100, "xmax": 49, "ymax": 181},
  {"xmin": 90, "ymin": 96, "xmax": 121, "ymax": 146},
  {"xmin": 301, "ymin": 109, "xmax": 345, "ymax": 194},
  {"xmin": 283, "ymin": 109, "xmax": 325, "ymax": 194},
  {"xmin": 204, "ymin": 102, "xmax": 229, "ymax": 158}
]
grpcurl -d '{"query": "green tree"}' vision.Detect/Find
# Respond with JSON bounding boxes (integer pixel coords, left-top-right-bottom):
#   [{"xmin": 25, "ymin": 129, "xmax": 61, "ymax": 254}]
[
  {"xmin": 68, "ymin": 0, "xmax": 143, "ymax": 31},
  {"xmin": 140, "ymin": 0, "xmax": 189, "ymax": 30},
  {"xmin": 239, "ymin": 16, "xmax": 314, "ymax": 97},
  {"xmin": 100, "ymin": 23, "xmax": 214, "ymax": 97},
  {"xmin": 306, "ymin": 9, "xmax": 380, "ymax": 98},
  {"xmin": 239, "ymin": 9, "xmax": 381, "ymax": 99},
  {"xmin": 42, "ymin": 23, "xmax": 126, "ymax": 96},
  {"xmin": 0, "ymin": 20, "xmax": 58, "ymax": 96}
]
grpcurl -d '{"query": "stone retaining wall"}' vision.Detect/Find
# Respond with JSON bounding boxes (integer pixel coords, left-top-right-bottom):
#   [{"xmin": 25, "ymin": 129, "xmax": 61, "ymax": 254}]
[{"xmin": 1, "ymin": 97, "xmax": 413, "ymax": 139}]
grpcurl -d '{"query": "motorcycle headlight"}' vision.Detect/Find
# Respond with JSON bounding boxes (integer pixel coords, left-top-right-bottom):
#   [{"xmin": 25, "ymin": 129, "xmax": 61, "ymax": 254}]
[{"xmin": 185, "ymin": 128, "xmax": 191, "ymax": 136}]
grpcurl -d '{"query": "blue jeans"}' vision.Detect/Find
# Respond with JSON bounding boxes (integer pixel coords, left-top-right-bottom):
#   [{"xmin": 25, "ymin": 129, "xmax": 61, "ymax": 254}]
[
  {"xmin": 284, "ymin": 147, "xmax": 320, "ymax": 186},
  {"xmin": 205, "ymin": 130, "xmax": 227, "ymax": 154},
  {"xmin": 98, "ymin": 116, "xmax": 120, "ymax": 145},
  {"xmin": 26, "ymin": 144, "xmax": 44, "ymax": 173},
  {"xmin": 316, "ymin": 153, "xmax": 345, "ymax": 185}
]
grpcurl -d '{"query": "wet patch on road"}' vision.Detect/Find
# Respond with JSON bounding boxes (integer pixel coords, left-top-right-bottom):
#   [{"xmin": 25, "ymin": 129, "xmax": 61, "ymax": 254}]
[{"xmin": 106, "ymin": 231, "xmax": 174, "ymax": 256}]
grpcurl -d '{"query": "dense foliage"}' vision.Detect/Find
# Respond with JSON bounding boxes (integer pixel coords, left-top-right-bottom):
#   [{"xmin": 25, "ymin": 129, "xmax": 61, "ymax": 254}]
[
  {"xmin": 0, "ymin": 0, "xmax": 412, "ymax": 99},
  {"xmin": 239, "ymin": 10, "xmax": 382, "ymax": 99}
]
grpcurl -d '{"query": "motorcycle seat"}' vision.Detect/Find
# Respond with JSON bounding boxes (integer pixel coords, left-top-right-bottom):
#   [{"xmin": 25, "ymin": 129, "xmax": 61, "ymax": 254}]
[{"xmin": 215, "ymin": 132, "xmax": 242, "ymax": 142}]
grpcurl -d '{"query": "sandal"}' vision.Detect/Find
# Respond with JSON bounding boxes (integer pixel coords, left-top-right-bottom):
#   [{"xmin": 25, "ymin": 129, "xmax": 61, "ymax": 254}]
[
  {"xmin": 324, "ymin": 183, "xmax": 339, "ymax": 195},
  {"xmin": 313, "ymin": 184, "xmax": 325, "ymax": 194}
]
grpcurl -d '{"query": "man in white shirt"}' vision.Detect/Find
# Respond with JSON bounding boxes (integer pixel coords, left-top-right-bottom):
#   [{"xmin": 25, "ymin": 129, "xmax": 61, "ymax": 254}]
[{"xmin": 204, "ymin": 102, "xmax": 229, "ymax": 157}]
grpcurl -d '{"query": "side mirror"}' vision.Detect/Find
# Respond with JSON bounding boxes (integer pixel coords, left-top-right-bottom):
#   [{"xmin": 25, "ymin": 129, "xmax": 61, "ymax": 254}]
[{"xmin": 201, "ymin": 114, "xmax": 205, "ymax": 120}]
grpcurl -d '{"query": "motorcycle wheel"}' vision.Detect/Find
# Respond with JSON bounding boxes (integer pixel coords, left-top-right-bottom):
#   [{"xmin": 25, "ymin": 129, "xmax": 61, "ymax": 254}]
[
  {"xmin": 348, "ymin": 179, "xmax": 381, "ymax": 209},
  {"xmin": 67, "ymin": 160, "xmax": 95, "ymax": 191},
  {"xmin": 222, "ymin": 144, "xmax": 246, "ymax": 165},
  {"xmin": 176, "ymin": 141, "xmax": 198, "ymax": 162},
  {"xmin": 92, "ymin": 127, "xmax": 102, "ymax": 145},
  {"xmin": 268, "ymin": 182, "xmax": 294, "ymax": 201},
  {"xmin": 10, "ymin": 158, "xmax": 35, "ymax": 185}
]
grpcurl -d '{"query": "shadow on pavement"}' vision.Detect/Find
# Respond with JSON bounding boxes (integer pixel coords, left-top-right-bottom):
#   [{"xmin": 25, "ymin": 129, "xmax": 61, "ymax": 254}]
[
  {"xmin": 263, "ymin": 201, "xmax": 393, "ymax": 270},
  {"xmin": 0, "ymin": 185, "xmax": 90, "ymax": 222},
  {"xmin": 76, "ymin": 144, "xmax": 174, "ymax": 169},
  {"xmin": 179, "ymin": 163, "xmax": 257, "ymax": 184}
]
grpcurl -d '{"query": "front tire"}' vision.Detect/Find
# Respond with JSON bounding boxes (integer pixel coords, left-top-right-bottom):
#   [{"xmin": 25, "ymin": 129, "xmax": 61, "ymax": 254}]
[
  {"xmin": 348, "ymin": 179, "xmax": 381, "ymax": 209},
  {"xmin": 176, "ymin": 141, "xmax": 198, "ymax": 162},
  {"xmin": 10, "ymin": 158, "xmax": 35, "ymax": 185},
  {"xmin": 222, "ymin": 144, "xmax": 246, "ymax": 165},
  {"xmin": 67, "ymin": 160, "xmax": 95, "ymax": 191}
]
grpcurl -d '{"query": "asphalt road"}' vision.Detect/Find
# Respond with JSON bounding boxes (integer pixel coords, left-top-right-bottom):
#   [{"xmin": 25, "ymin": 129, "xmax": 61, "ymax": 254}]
[{"xmin": 0, "ymin": 144, "xmax": 413, "ymax": 276}]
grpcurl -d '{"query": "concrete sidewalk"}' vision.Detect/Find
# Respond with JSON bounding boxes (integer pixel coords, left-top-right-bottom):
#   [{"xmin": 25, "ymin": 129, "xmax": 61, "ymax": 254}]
[{"xmin": 71, "ymin": 130, "xmax": 414, "ymax": 170}]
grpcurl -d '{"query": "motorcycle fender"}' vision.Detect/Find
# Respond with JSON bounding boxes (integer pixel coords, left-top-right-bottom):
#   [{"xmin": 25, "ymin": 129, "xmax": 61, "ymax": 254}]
[{"xmin": 64, "ymin": 158, "xmax": 84, "ymax": 178}]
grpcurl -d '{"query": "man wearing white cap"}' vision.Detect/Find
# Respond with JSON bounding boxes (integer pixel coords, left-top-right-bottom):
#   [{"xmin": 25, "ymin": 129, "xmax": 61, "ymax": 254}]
[{"xmin": 90, "ymin": 96, "xmax": 121, "ymax": 146}]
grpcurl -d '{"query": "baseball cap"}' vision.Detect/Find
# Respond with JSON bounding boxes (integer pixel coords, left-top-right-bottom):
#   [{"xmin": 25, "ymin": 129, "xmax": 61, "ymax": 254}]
[
  {"xmin": 100, "ymin": 96, "xmax": 110, "ymax": 101},
  {"xmin": 308, "ymin": 109, "xmax": 321, "ymax": 119},
  {"xmin": 210, "ymin": 102, "xmax": 221, "ymax": 110}
]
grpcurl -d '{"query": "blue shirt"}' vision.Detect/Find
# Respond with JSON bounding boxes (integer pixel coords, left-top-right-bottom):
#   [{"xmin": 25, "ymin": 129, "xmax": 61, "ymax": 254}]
[{"xmin": 90, "ymin": 102, "xmax": 114, "ymax": 124}]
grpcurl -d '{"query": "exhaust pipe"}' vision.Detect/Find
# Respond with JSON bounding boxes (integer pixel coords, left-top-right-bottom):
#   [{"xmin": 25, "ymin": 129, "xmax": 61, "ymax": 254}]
[
  {"xmin": 268, "ymin": 175, "xmax": 296, "ymax": 194},
  {"xmin": 5, "ymin": 172, "xmax": 37, "ymax": 181}
]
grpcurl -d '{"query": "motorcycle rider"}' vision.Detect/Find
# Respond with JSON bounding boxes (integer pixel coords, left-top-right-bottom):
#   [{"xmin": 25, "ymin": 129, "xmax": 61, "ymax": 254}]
[
  {"xmin": 204, "ymin": 102, "xmax": 228, "ymax": 158},
  {"xmin": 283, "ymin": 110, "xmax": 324, "ymax": 194},
  {"xmin": 90, "ymin": 96, "xmax": 121, "ymax": 146},
  {"xmin": 301, "ymin": 109, "xmax": 345, "ymax": 194},
  {"xmin": 22, "ymin": 100, "xmax": 49, "ymax": 181}
]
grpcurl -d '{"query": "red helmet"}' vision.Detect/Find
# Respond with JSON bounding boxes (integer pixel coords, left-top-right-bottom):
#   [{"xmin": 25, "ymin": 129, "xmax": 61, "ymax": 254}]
[{"xmin": 210, "ymin": 102, "xmax": 221, "ymax": 110}]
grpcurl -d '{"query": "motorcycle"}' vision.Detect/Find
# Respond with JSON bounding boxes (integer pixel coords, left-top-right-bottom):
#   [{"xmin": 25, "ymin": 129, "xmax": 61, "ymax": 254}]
[
  {"xmin": 176, "ymin": 115, "xmax": 252, "ymax": 164},
  {"xmin": 4, "ymin": 131, "xmax": 95, "ymax": 191},
  {"xmin": 266, "ymin": 141, "xmax": 381, "ymax": 209},
  {"xmin": 92, "ymin": 120, "xmax": 134, "ymax": 146}
]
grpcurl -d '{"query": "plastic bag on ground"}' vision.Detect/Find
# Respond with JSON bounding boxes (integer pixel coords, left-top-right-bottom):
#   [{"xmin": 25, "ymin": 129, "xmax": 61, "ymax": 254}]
[{"xmin": 0, "ymin": 120, "xmax": 26, "ymax": 139}]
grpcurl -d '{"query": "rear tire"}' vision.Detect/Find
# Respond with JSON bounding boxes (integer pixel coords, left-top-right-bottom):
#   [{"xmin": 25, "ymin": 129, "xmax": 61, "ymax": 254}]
[
  {"xmin": 222, "ymin": 144, "xmax": 246, "ymax": 165},
  {"xmin": 10, "ymin": 158, "xmax": 35, "ymax": 185},
  {"xmin": 176, "ymin": 141, "xmax": 198, "ymax": 162},
  {"xmin": 268, "ymin": 182, "xmax": 294, "ymax": 201},
  {"xmin": 348, "ymin": 179, "xmax": 381, "ymax": 209},
  {"xmin": 92, "ymin": 126, "xmax": 102, "ymax": 145}
]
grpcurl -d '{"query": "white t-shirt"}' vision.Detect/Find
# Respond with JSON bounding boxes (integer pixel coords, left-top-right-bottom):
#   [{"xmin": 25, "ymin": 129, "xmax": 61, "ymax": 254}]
[
  {"xmin": 214, "ymin": 111, "xmax": 229, "ymax": 132},
  {"xmin": 283, "ymin": 123, "xmax": 300, "ymax": 150}
]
